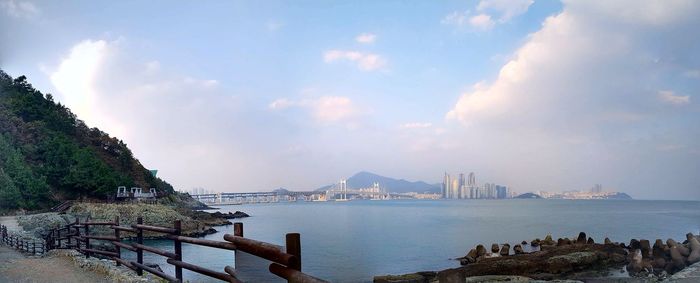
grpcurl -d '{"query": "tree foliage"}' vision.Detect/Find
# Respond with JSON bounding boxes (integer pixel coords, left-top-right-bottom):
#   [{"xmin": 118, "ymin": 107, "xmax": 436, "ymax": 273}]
[{"xmin": 0, "ymin": 69, "xmax": 174, "ymax": 211}]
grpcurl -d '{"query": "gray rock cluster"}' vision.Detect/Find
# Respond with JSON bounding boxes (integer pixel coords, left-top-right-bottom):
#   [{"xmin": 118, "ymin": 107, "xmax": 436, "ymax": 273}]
[{"xmin": 625, "ymin": 233, "xmax": 700, "ymax": 277}]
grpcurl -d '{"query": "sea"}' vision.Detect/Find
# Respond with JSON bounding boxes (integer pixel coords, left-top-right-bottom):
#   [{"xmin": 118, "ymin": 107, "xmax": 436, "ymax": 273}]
[{"xmin": 120, "ymin": 199, "xmax": 700, "ymax": 282}]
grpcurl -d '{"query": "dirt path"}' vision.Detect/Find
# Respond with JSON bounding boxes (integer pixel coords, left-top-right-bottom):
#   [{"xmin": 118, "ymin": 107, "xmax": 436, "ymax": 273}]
[
  {"xmin": 0, "ymin": 216, "xmax": 20, "ymax": 231},
  {"xmin": 0, "ymin": 246, "xmax": 111, "ymax": 283}
]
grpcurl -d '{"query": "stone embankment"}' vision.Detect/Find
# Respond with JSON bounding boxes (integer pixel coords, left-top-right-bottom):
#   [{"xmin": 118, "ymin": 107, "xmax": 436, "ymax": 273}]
[{"xmin": 375, "ymin": 232, "xmax": 700, "ymax": 283}]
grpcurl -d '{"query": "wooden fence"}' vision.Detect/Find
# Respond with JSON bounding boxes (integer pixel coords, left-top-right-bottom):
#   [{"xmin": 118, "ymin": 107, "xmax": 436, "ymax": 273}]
[
  {"xmin": 0, "ymin": 224, "xmax": 47, "ymax": 255},
  {"xmin": 37, "ymin": 217, "xmax": 327, "ymax": 283}
]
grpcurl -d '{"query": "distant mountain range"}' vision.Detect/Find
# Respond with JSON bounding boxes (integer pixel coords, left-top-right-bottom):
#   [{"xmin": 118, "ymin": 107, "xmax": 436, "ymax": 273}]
[{"xmin": 317, "ymin": 171, "xmax": 440, "ymax": 194}]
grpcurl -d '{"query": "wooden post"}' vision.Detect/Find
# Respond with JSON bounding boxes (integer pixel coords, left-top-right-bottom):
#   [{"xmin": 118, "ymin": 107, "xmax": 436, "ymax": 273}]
[
  {"xmin": 234, "ymin": 222, "xmax": 243, "ymax": 237},
  {"xmin": 286, "ymin": 233, "xmax": 302, "ymax": 271},
  {"xmin": 84, "ymin": 218, "xmax": 90, "ymax": 258},
  {"xmin": 174, "ymin": 220, "xmax": 183, "ymax": 282},
  {"xmin": 114, "ymin": 216, "xmax": 121, "ymax": 266},
  {"xmin": 136, "ymin": 217, "xmax": 144, "ymax": 276}
]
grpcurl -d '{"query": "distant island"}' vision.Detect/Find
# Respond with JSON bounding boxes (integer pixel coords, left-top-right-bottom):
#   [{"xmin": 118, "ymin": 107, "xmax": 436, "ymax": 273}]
[{"xmin": 515, "ymin": 193, "xmax": 543, "ymax": 199}]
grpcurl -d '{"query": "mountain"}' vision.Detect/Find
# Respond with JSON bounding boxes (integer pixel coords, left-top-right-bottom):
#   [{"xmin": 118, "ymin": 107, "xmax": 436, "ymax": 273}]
[
  {"xmin": 515, "ymin": 193, "xmax": 543, "ymax": 199},
  {"xmin": 317, "ymin": 171, "xmax": 440, "ymax": 194},
  {"xmin": 0, "ymin": 70, "xmax": 175, "ymax": 211}
]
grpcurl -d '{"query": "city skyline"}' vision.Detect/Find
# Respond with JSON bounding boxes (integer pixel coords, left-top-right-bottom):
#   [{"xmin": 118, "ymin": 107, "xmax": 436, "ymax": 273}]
[{"xmin": 2, "ymin": 1, "xmax": 699, "ymax": 200}]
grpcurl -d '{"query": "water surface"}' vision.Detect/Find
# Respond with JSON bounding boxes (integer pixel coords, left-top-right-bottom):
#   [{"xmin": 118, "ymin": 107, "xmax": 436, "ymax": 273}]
[{"xmin": 122, "ymin": 199, "xmax": 700, "ymax": 282}]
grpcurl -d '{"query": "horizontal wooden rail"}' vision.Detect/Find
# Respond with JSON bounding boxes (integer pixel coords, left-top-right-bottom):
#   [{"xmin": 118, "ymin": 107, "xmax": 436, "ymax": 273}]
[
  {"xmin": 82, "ymin": 235, "xmax": 119, "ymax": 241},
  {"xmin": 167, "ymin": 259, "xmax": 242, "ymax": 283},
  {"xmin": 110, "ymin": 225, "xmax": 138, "ymax": 233},
  {"xmin": 223, "ymin": 234, "xmax": 298, "ymax": 267},
  {"xmin": 79, "ymin": 248, "xmax": 118, "ymax": 257},
  {"xmin": 132, "ymin": 224, "xmax": 177, "ymax": 234},
  {"xmin": 131, "ymin": 261, "xmax": 179, "ymax": 283},
  {"xmin": 131, "ymin": 242, "xmax": 178, "ymax": 259},
  {"xmin": 166, "ymin": 235, "xmax": 238, "ymax": 251},
  {"xmin": 113, "ymin": 257, "xmax": 137, "ymax": 271},
  {"xmin": 82, "ymin": 222, "xmax": 116, "ymax": 226},
  {"xmin": 269, "ymin": 263, "xmax": 328, "ymax": 283},
  {"xmin": 111, "ymin": 241, "xmax": 137, "ymax": 252}
]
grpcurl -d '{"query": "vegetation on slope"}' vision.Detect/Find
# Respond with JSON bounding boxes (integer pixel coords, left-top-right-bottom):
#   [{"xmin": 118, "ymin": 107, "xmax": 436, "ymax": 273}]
[{"xmin": 0, "ymin": 70, "xmax": 175, "ymax": 211}]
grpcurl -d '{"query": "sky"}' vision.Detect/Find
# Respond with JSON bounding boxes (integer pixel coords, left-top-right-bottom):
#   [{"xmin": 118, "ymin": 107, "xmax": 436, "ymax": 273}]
[{"xmin": 1, "ymin": 0, "xmax": 699, "ymax": 200}]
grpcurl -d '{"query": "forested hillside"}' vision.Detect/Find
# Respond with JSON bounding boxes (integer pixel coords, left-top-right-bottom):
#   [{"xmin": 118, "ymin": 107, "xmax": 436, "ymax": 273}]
[{"xmin": 0, "ymin": 70, "xmax": 174, "ymax": 211}]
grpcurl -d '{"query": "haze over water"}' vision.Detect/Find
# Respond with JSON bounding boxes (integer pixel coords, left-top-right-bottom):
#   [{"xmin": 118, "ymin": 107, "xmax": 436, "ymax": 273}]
[{"xmin": 123, "ymin": 200, "xmax": 700, "ymax": 282}]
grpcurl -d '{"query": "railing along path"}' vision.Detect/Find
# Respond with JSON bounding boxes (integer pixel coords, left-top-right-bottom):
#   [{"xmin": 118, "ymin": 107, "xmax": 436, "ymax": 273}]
[{"xmin": 2, "ymin": 217, "xmax": 326, "ymax": 283}]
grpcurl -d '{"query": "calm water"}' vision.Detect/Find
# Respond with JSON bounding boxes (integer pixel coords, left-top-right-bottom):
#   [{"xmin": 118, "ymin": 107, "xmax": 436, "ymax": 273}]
[{"xmin": 122, "ymin": 199, "xmax": 700, "ymax": 282}]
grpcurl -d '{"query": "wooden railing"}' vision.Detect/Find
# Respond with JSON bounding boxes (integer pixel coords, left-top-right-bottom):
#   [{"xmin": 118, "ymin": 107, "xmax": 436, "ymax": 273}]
[
  {"xmin": 0, "ymin": 224, "xmax": 47, "ymax": 255},
  {"xmin": 41, "ymin": 217, "xmax": 327, "ymax": 283}
]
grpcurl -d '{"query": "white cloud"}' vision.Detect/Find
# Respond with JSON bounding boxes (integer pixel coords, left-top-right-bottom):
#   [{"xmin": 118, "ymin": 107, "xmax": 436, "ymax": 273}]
[
  {"xmin": 444, "ymin": 1, "xmax": 700, "ymax": 198},
  {"xmin": 658, "ymin": 90, "xmax": 690, "ymax": 105},
  {"xmin": 323, "ymin": 50, "xmax": 386, "ymax": 71},
  {"xmin": 400, "ymin": 122, "xmax": 433, "ymax": 129},
  {"xmin": 441, "ymin": 10, "xmax": 470, "ymax": 27},
  {"xmin": 49, "ymin": 39, "xmax": 110, "ymax": 130},
  {"xmin": 355, "ymin": 33, "xmax": 377, "ymax": 44},
  {"xmin": 270, "ymin": 96, "xmax": 356, "ymax": 124},
  {"xmin": 442, "ymin": 0, "xmax": 531, "ymax": 30},
  {"xmin": 469, "ymin": 14, "xmax": 495, "ymax": 30},
  {"xmin": 476, "ymin": 0, "xmax": 533, "ymax": 22},
  {"xmin": 0, "ymin": 0, "xmax": 39, "ymax": 18}
]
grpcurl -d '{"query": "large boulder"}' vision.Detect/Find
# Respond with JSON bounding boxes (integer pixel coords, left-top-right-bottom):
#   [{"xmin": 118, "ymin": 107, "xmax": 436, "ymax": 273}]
[
  {"xmin": 626, "ymin": 249, "xmax": 643, "ymax": 274},
  {"xmin": 476, "ymin": 245, "xmax": 487, "ymax": 258},
  {"xmin": 668, "ymin": 246, "xmax": 687, "ymax": 272},
  {"xmin": 491, "ymin": 244, "xmax": 500, "ymax": 253},
  {"xmin": 500, "ymin": 244, "xmax": 510, "ymax": 256},
  {"xmin": 587, "ymin": 237, "xmax": 595, "ymax": 245},
  {"xmin": 687, "ymin": 235, "xmax": 700, "ymax": 264},
  {"xmin": 668, "ymin": 239, "xmax": 690, "ymax": 257},
  {"xmin": 531, "ymin": 238, "xmax": 541, "ymax": 247},
  {"xmin": 629, "ymin": 239, "xmax": 641, "ymax": 250},
  {"xmin": 542, "ymin": 235, "xmax": 555, "ymax": 246},
  {"xmin": 640, "ymin": 239, "xmax": 652, "ymax": 259},
  {"xmin": 576, "ymin": 232, "xmax": 587, "ymax": 244},
  {"xmin": 513, "ymin": 244, "xmax": 525, "ymax": 255}
]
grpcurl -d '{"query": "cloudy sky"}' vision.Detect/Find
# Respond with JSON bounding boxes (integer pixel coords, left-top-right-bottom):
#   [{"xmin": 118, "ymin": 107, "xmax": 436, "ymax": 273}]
[{"xmin": 1, "ymin": 0, "xmax": 698, "ymax": 199}]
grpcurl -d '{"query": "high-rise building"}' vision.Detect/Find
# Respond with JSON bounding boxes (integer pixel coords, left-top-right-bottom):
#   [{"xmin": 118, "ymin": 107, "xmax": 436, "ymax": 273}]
[
  {"xmin": 442, "ymin": 173, "xmax": 451, "ymax": 199},
  {"xmin": 591, "ymin": 184, "xmax": 602, "ymax": 193},
  {"xmin": 451, "ymin": 178, "xmax": 459, "ymax": 199}
]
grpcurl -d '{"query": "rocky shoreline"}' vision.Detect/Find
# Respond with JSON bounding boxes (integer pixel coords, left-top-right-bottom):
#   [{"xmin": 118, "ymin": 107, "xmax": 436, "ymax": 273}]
[
  {"xmin": 16, "ymin": 203, "xmax": 249, "ymax": 241},
  {"xmin": 375, "ymin": 232, "xmax": 700, "ymax": 283}
]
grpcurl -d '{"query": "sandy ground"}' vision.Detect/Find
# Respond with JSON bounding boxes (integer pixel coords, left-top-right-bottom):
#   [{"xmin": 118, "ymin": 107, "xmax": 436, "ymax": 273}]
[
  {"xmin": 0, "ymin": 216, "xmax": 20, "ymax": 231},
  {"xmin": 0, "ymin": 246, "xmax": 112, "ymax": 283}
]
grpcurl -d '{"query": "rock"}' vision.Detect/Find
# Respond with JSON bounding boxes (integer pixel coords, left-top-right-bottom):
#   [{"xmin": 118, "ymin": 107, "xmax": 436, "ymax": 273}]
[
  {"xmin": 669, "ymin": 246, "xmax": 687, "ymax": 272},
  {"xmin": 668, "ymin": 239, "xmax": 690, "ymax": 257},
  {"xmin": 564, "ymin": 238, "xmax": 572, "ymax": 245},
  {"xmin": 627, "ymin": 249, "xmax": 643, "ymax": 274},
  {"xmin": 531, "ymin": 238, "xmax": 541, "ymax": 247},
  {"xmin": 604, "ymin": 238, "xmax": 612, "ymax": 245},
  {"xmin": 476, "ymin": 245, "xmax": 487, "ymax": 258},
  {"xmin": 557, "ymin": 238, "xmax": 566, "ymax": 246},
  {"xmin": 467, "ymin": 248, "xmax": 478, "ymax": 259},
  {"xmin": 500, "ymin": 244, "xmax": 510, "ymax": 256},
  {"xmin": 577, "ymin": 232, "xmax": 587, "ymax": 244},
  {"xmin": 491, "ymin": 244, "xmax": 500, "ymax": 253},
  {"xmin": 374, "ymin": 271, "xmax": 437, "ymax": 283},
  {"xmin": 547, "ymin": 251, "xmax": 598, "ymax": 274},
  {"xmin": 687, "ymin": 235, "xmax": 700, "ymax": 264},
  {"xmin": 587, "ymin": 237, "xmax": 595, "ymax": 245},
  {"xmin": 542, "ymin": 235, "xmax": 555, "ymax": 246},
  {"xmin": 640, "ymin": 239, "xmax": 652, "ymax": 259},
  {"xmin": 630, "ymin": 239, "xmax": 641, "ymax": 250},
  {"xmin": 521, "ymin": 240, "xmax": 528, "ymax": 245},
  {"xmin": 463, "ymin": 275, "xmax": 534, "ymax": 282},
  {"xmin": 514, "ymin": 244, "xmax": 525, "ymax": 255}
]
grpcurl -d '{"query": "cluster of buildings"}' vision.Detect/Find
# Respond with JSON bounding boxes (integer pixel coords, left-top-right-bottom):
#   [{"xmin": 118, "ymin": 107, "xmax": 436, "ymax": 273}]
[
  {"xmin": 441, "ymin": 172, "xmax": 512, "ymax": 199},
  {"xmin": 534, "ymin": 184, "xmax": 624, "ymax": 199}
]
